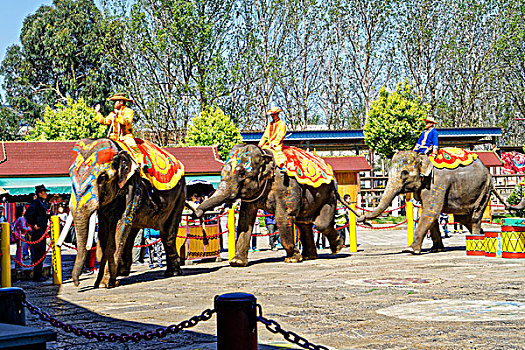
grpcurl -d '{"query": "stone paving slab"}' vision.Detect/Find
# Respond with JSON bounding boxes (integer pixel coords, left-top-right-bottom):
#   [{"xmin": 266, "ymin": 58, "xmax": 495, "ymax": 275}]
[{"xmin": 9, "ymin": 226, "xmax": 525, "ymax": 349}]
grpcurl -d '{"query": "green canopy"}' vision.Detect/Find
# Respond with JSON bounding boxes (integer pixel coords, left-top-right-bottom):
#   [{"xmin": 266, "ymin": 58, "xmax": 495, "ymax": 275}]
[{"xmin": 0, "ymin": 177, "xmax": 72, "ymax": 195}]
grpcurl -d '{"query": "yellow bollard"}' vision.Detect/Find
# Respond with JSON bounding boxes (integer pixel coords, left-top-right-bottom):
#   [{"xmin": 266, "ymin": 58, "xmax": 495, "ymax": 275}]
[
  {"xmin": 349, "ymin": 204, "xmax": 358, "ymax": 253},
  {"xmin": 227, "ymin": 209, "xmax": 236, "ymax": 261},
  {"xmin": 50, "ymin": 216, "xmax": 62, "ymax": 285},
  {"xmin": 406, "ymin": 201, "xmax": 414, "ymax": 246},
  {"xmin": 1, "ymin": 222, "xmax": 11, "ymax": 287}
]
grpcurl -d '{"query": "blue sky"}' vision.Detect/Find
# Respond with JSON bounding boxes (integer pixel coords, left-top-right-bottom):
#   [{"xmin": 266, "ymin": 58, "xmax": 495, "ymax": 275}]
[
  {"xmin": 0, "ymin": 1, "xmax": 53, "ymax": 97},
  {"xmin": 0, "ymin": 1, "xmax": 53, "ymax": 64}
]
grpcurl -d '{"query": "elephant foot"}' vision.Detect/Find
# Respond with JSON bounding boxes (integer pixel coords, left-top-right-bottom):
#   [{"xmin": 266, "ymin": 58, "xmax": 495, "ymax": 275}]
[
  {"xmin": 330, "ymin": 243, "xmax": 345, "ymax": 255},
  {"xmin": 98, "ymin": 275, "xmax": 118, "ymax": 288},
  {"xmin": 402, "ymin": 246, "xmax": 421, "ymax": 255},
  {"xmin": 430, "ymin": 246, "xmax": 446, "ymax": 253},
  {"xmin": 164, "ymin": 267, "xmax": 183, "ymax": 277},
  {"xmin": 284, "ymin": 254, "xmax": 303, "ymax": 263},
  {"xmin": 230, "ymin": 256, "xmax": 248, "ymax": 267},
  {"xmin": 303, "ymin": 254, "xmax": 318, "ymax": 261}
]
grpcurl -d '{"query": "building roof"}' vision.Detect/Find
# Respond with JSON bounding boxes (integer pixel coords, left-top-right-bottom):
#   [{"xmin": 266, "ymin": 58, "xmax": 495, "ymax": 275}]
[
  {"xmin": 242, "ymin": 127, "xmax": 502, "ymax": 151},
  {"xmin": 0, "ymin": 141, "xmax": 223, "ymax": 177},
  {"xmin": 474, "ymin": 151, "xmax": 503, "ymax": 168},
  {"xmin": 164, "ymin": 146, "xmax": 223, "ymax": 174},
  {"xmin": 322, "ymin": 156, "xmax": 371, "ymax": 172}
]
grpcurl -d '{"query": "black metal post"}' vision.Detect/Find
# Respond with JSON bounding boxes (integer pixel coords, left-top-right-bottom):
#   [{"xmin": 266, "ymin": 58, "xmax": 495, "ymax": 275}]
[
  {"xmin": 0, "ymin": 287, "xmax": 26, "ymax": 325},
  {"xmin": 214, "ymin": 292, "xmax": 257, "ymax": 350}
]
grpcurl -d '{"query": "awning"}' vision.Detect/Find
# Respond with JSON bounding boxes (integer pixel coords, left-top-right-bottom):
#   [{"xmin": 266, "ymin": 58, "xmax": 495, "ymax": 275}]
[
  {"xmin": 185, "ymin": 175, "xmax": 221, "ymax": 188},
  {"xmin": 0, "ymin": 177, "xmax": 72, "ymax": 195},
  {"xmin": 0, "ymin": 175, "xmax": 221, "ymax": 196}
]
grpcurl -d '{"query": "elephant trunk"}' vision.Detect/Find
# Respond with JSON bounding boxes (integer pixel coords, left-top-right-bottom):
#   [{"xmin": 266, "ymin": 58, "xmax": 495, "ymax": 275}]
[
  {"xmin": 71, "ymin": 211, "xmax": 92, "ymax": 286},
  {"xmin": 196, "ymin": 182, "xmax": 234, "ymax": 218},
  {"xmin": 510, "ymin": 196, "xmax": 525, "ymax": 211},
  {"xmin": 360, "ymin": 178, "xmax": 400, "ymax": 222}
]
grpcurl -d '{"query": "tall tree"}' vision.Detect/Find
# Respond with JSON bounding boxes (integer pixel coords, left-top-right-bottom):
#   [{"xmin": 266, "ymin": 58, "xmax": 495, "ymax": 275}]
[{"xmin": 0, "ymin": 0, "xmax": 123, "ymax": 126}]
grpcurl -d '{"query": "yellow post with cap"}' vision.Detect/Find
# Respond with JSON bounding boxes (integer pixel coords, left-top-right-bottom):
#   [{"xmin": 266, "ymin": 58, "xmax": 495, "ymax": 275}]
[
  {"xmin": 349, "ymin": 204, "xmax": 358, "ymax": 253},
  {"xmin": 227, "ymin": 209, "xmax": 236, "ymax": 261},
  {"xmin": 1, "ymin": 222, "xmax": 11, "ymax": 287},
  {"xmin": 50, "ymin": 216, "xmax": 62, "ymax": 285}
]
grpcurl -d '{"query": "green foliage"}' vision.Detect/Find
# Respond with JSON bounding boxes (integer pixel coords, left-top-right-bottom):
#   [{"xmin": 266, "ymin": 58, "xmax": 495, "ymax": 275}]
[
  {"xmin": 364, "ymin": 82, "xmax": 429, "ymax": 159},
  {"xmin": 25, "ymin": 98, "xmax": 107, "ymax": 141},
  {"xmin": 0, "ymin": 106, "xmax": 20, "ymax": 141},
  {"xmin": 186, "ymin": 107, "xmax": 241, "ymax": 160},
  {"xmin": 0, "ymin": 0, "xmax": 123, "ymax": 130},
  {"xmin": 507, "ymin": 183, "xmax": 525, "ymax": 218}
]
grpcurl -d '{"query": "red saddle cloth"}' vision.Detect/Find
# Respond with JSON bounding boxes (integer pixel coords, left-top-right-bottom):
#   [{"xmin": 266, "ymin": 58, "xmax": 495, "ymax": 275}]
[
  {"xmin": 282, "ymin": 146, "xmax": 334, "ymax": 187},
  {"xmin": 116, "ymin": 138, "xmax": 184, "ymax": 191},
  {"xmin": 431, "ymin": 147, "xmax": 478, "ymax": 169}
]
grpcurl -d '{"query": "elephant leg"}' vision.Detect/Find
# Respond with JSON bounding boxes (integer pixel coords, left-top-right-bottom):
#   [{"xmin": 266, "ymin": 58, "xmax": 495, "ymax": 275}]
[
  {"xmin": 469, "ymin": 180, "xmax": 491, "ymax": 236},
  {"xmin": 429, "ymin": 220, "xmax": 445, "ymax": 253},
  {"xmin": 314, "ymin": 203, "xmax": 344, "ymax": 255},
  {"xmin": 94, "ymin": 254, "xmax": 107, "ymax": 289},
  {"xmin": 454, "ymin": 215, "xmax": 474, "ymax": 235},
  {"xmin": 276, "ymin": 216, "xmax": 302, "ymax": 264},
  {"xmin": 118, "ymin": 228, "xmax": 139, "ymax": 277},
  {"xmin": 296, "ymin": 223, "xmax": 317, "ymax": 260},
  {"xmin": 160, "ymin": 195, "xmax": 184, "ymax": 277},
  {"xmin": 230, "ymin": 202, "xmax": 258, "ymax": 267}
]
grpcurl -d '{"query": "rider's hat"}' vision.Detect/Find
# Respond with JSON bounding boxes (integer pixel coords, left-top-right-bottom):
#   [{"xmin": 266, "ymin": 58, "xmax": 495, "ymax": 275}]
[
  {"xmin": 423, "ymin": 116, "xmax": 437, "ymax": 124},
  {"xmin": 107, "ymin": 93, "xmax": 134, "ymax": 103},
  {"xmin": 266, "ymin": 107, "xmax": 283, "ymax": 115}
]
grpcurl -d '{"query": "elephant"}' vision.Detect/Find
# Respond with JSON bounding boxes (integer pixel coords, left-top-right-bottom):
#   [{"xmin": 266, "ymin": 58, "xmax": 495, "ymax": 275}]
[
  {"xmin": 358, "ymin": 150, "xmax": 507, "ymax": 254},
  {"xmin": 195, "ymin": 143, "xmax": 359, "ymax": 267},
  {"xmin": 68, "ymin": 138, "xmax": 186, "ymax": 288}
]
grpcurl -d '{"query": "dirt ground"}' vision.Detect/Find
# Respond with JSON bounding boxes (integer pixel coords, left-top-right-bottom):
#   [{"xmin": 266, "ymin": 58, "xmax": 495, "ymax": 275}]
[{"xmin": 11, "ymin": 226, "xmax": 525, "ymax": 350}]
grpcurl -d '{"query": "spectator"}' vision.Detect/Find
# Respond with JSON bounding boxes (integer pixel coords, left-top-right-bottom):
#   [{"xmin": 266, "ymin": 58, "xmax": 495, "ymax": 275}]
[
  {"xmin": 144, "ymin": 228, "xmax": 164, "ymax": 268},
  {"xmin": 264, "ymin": 212, "xmax": 279, "ymax": 250},
  {"xmin": 132, "ymin": 229, "xmax": 147, "ymax": 265},
  {"xmin": 25, "ymin": 184, "xmax": 51, "ymax": 282},
  {"xmin": 0, "ymin": 205, "xmax": 6, "ymax": 223},
  {"xmin": 439, "ymin": 213, "xmax": 450, "ymax": 238},
  {"xmin": 12, "ymin": 205, "xmax": 32, "ymax": 268}
]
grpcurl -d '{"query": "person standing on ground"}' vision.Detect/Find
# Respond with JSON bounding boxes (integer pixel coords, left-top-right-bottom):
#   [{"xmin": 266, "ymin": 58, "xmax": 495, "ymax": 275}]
[
  {"xmin": 413, "ymin": 116, "xmax": 439, "ymax": 157},
  {"xmin": 265, "ymin": 212, "xmax": 279, "ymax": 250},
  {"xmin": 25, "ymin": 184, "xmax": 51, "ymax": 282},
  {"xmin": 12, "ymin": 205, "xmax": 32, "ymax": 268}
]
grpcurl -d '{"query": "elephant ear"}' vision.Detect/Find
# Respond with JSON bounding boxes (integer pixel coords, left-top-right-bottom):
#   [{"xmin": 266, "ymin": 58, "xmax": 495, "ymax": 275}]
[
  {"xmin": 259, "ymin": 151, "xmax": 275, "ymax": 182},
  {"xmin": 113, "ymin": 151, "xmax": 139, "ymax": 189},
  {"xmin": 419, "ymin": 154, "xmax": 434, "ymax": 177}
]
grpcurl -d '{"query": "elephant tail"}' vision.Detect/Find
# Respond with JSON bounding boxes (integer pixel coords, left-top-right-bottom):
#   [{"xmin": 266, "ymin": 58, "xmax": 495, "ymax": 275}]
[
  {"xmin": 332, "ymin": 180, "xmax": 361, "ymax": 218},
  {"xmin": 491, "ymin": 183, "xmax": 510, "ymax": 210}
]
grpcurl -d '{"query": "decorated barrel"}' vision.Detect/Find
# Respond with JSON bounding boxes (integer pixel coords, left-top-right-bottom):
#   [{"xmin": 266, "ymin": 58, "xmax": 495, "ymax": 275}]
[
  {"xmin": 501, "ymin": 218, "xmax": 525, "ymax": 259},
  {"xmin": 484, "ymin": 231, "xmax": 499, "ymax": 257},
  {"xmin": 465, "ymin": 234, "xmax": 485, "ymax": 256}
]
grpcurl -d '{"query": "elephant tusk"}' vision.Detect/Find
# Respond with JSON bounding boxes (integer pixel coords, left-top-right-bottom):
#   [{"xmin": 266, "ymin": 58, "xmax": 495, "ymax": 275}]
[
  {"xmin": 56, "ymin": 212, "xmax": 73, "ymax": 247},
  {"xmin": 86, "ymin": 211, "xmax": 97, "ymax": 250}
]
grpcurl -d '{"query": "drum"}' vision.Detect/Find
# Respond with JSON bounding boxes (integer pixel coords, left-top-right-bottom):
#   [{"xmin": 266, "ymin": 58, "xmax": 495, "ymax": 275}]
[
  {"xmin": 465, "ymin": 235, "xmax": 485, "ymax": 256},
  {"xmin": 484, "ymin": 231, "xmax": 499, "ymax": 257},
  {"xmin": 501, "ymin": 218, "xmax": 525, "ymax": 259}
]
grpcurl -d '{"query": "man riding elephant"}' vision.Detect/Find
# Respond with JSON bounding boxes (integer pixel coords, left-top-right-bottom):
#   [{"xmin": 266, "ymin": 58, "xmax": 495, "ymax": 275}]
[
  {"xmin": 94, "ymin": 93, "xmax": 148, "ymax": 171},
  {"xmin": 413, "ymin": 116, "xmax": 439, "ymax": 157},
  {"xmin": 258, "ymin": 107, "xmax": 287, "ymax": 174}
]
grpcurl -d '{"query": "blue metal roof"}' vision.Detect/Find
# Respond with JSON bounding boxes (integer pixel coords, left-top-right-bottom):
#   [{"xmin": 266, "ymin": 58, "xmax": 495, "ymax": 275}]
[{"xmin": 242, "ymin": 127, "xmax": 501, "ymax": 142}]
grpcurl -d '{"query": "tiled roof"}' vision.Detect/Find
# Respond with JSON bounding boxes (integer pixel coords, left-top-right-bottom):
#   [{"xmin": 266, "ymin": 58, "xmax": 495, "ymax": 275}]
[
  {"xmin": 322, "ymin": 156, "xmax": 371, "ymax": 172},
  {"xmin": 0, "ymin": 141, "xmax": 223, "ymax": 176},
  {"xmin": 474, "ymin": 151, "xmax": 503, "ymax": 168},
  {"xmin": 164, "ymin": 146, "xmax": 223, "ymax": 174}
]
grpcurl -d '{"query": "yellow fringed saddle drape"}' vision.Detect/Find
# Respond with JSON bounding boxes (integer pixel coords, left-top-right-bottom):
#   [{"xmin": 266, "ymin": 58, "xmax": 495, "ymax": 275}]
[{"xmin": 430, "ymin": 148, "xmax": 478, "ymax": 169}]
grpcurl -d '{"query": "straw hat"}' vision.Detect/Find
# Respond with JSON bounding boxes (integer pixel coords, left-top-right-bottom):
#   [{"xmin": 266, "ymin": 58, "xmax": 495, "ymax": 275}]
[
  {"xmin": 107, "ymin": 93, "xmax": 134, "ymax": 103},
  {"xmin": 266, "ymin": 107, "xmax": 283, "ymax": 115},
  {"xmin": 424, "ymin": 116, "xmax": 437, "ymax": 124}
]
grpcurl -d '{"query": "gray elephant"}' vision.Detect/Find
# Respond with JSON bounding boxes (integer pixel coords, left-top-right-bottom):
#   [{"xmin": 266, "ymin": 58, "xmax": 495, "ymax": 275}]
[
  {"xmin": 359, "ymin": 150, "xmax": 506, "ymax": 254},
  {"xmin": 195, "ymin": 144, "xmax": 358, "ymax": 266},
  {"xmin": 69, "ymin": 138, "xmax": 186, "ymax": 287}
]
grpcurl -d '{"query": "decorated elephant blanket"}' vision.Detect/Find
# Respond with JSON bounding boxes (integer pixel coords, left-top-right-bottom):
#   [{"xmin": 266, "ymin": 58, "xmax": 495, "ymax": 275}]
[
  {"xmin": 282, "ymin": 146, "xmax": 334, "ymax": 187},
  {"xmin": 116, "ymin": 138, "xmax": 184, "ymax": 191},
  {"xmin": 430, "ymin": 147, "xmax": 478, "ymax": 169}
]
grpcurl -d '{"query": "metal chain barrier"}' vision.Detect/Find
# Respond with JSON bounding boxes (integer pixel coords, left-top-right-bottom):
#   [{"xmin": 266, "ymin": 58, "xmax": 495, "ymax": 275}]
[
  {"xmin": 23, "ymin": 297, "xmax": 216, "ymax": 343},
  {"xmin": 257, "ymin": 305, "xmax": 328, "ymax": 350},
  {"xmin": 10, "ymin": 241, "xmax": 53, "ymax": 268}
]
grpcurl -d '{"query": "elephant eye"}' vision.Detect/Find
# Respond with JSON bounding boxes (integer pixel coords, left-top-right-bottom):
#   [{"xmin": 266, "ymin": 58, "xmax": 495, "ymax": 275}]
[{"xmin": 401, "ymin": 170, "xmax": 409, "ymax": 177}]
